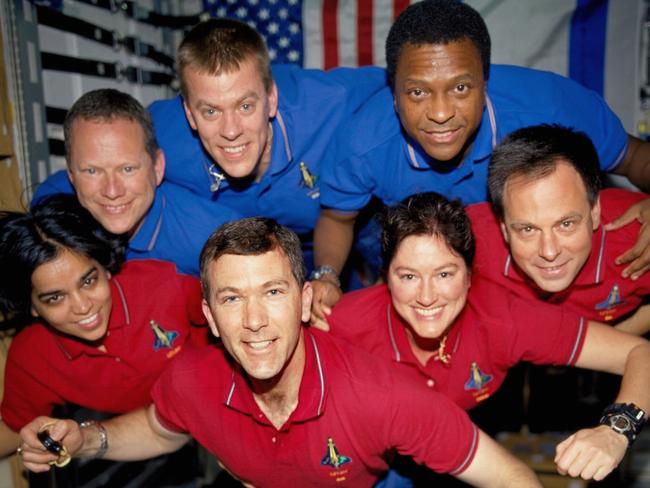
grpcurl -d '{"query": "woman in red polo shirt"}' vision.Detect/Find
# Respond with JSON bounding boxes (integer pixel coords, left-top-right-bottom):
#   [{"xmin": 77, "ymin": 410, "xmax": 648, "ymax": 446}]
[
  {"xmin": 0, "ymin": 194, "xmax": 207, "ymax": 457},
  {"xmin": 325, "ymin": 192, "xmax": 650, "ymax": 482}
]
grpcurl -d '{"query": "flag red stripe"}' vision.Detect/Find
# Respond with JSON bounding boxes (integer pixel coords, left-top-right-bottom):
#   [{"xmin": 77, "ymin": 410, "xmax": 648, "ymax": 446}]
[
  {"xmin": 322, "ymin": 0, "xmax": 339, "ymax": 69},
  {"xmin": 392, "ymin": 0, "xmax": 409, "ymax": 21},
  {"xmin": 357, "ymin": 0, "xmax": 374, "ymax": 66}
]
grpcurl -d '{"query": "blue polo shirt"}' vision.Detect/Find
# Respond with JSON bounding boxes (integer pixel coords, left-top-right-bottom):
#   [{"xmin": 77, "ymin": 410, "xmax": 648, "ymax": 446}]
[
  {"xmin": 32, "ymin": 171, "xmax": 241, "ymax": 276},
  {"xmin": 149, "ymin": 64, "xmax": 388, "ymax": 235},
  {"xmin": 320, "ymin": 64, "xmax": 628, "ymax": 210}
]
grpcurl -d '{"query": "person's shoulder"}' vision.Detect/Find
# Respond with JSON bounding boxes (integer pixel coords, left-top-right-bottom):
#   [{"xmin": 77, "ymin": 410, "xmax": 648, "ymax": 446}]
[
  {"xmin": 158, "ymin": 181, "xmax": 242, "ymax": 223},
  {"xmin": 490, "ymin": 64, "xmax": 577, "ymax": 87},
  {"xmin": 148, "ymin": 95, "xmax": 184, "ymax": 118},
  {"xmin": 600, "ymin": 188, "xmax": 648, "ymax": 212},
  {"xmin": 312, "ymin": 328, "xmax": 414, "ymax": 388},
  {"xmin": 336, "ymin": 284, "xmax": 389, "ymax": 312},
  {"xmin": 31, "ymin": 171, "xmax": 74, "ymax": 206},
  {"xmin": 161, "ymin": 343, "xmax": 230, "ymax": 386},
  {"xmin": 465, "ymin": 201, "xmax": 497, "ymax": 224},
  {"xmin": 7, "ymin": 323, "xmax": 51, "ymax": 361},
  {"xmin": 118, "ymin": 259, "xmax": 191, "ymax": 289}
]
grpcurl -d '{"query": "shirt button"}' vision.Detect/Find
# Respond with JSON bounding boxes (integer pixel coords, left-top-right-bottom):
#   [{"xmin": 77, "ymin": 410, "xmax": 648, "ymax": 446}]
[
  {"xmin": 426, "ymin": 379, "xmax": 435, "ymax": 388},
  {"xmin": 115, "ymin": 357, "xmax": 121, "ymax": 362},
  {"xmin": 271, "ymin": 437, "xmax": 277, "ymax": 443}
]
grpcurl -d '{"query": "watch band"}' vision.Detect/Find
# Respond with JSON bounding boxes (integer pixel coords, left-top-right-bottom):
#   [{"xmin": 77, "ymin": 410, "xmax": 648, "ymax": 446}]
[
  {"xmin": 599, "ymin": 402, "xmax": 646, "ymax": 445},
  {"xmin": 79, "ymin": 420, "xmax": 108, "ymax": 459},
  {"xmin": 309, "ymin": 265, "xmax": 341, "ymax": 288}
]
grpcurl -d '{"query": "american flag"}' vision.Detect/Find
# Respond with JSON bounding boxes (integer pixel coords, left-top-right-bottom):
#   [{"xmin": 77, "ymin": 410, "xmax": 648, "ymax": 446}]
[{"xmin": 203, "ymin": 0, "xmax": 412, "ymax": 69}]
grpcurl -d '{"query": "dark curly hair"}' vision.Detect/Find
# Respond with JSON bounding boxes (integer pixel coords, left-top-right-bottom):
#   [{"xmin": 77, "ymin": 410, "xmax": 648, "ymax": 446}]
[
  {"xmin": 386, "ymin": 0, "xmax": 491, "ymax": 87},
  {"xmin": 0, "ymin": 194, "xmax": 127, "ymax": 320},
  {"xmin": 381, "ymin": 192, "xmax": 475, "ymax": 270}
]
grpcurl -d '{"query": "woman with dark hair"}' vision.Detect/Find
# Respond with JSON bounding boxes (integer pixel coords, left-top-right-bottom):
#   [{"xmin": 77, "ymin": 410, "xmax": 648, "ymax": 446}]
[
  {"xmin": 0, "ymin": 194, "xmax": 207, "ymax": 457},
  {"xmin": 325, "ymin": 192, "xmax": 650, "ymax": 482}
]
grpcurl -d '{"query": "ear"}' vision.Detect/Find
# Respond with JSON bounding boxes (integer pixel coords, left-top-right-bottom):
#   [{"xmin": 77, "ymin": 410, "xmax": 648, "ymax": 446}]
[
  {"xmin": 153, "ymin": 149, "xmax": 166, "ymax": 186},
  {"xmin": 267, "ymin": 81, "xmax": 279, "ymax": 119},
  {"xmin": 30, "ymin": 304, "xmax": 39, "ymax": 318},
  {"xmin": 300, "ymin": 281, "xmax": 313, "ymax": 323},
  {"xmin": 202, "ymin": 299, "xmax": 220, "ymax": 338},
  {"xmin": 591, "ymin": 195, "xmax": 601, "ymax": 230},
  {"xmin": 183, "ymin": 99, "xmax": 198, "ymax": 131},
  {"xmin": 499, "ymin": 221, "xmax": 510, "ymax": 243}
]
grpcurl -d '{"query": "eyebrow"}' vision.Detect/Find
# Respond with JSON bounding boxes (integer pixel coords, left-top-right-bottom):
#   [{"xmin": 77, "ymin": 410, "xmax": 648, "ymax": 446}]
[
  {"xmin": 214, "ymin": 279, "xmax": 291, "ymax": 295},
  {"xmin": 394, "ymin": 263, "xmax": 458, "ymax": 273},
  {"xmin": 196, "ymin": 91, "xmax": 260, "ymax": 109},
  {"xmin": 36, "ymin": 266, "xmax": 97, "ymax": 300}
]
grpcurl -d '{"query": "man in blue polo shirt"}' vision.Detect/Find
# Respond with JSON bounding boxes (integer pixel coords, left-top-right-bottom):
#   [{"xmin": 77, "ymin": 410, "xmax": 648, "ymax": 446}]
[
  {"xmin": 311, "ymin": 0, "xmax": 650, "ymax": 324},
  {"xmin": 32, "ymin": 89, "xmax": 241, "ymax": 277},
  {"xmin": 148, "ymin": 18, "xmax": 387, "ymax": 271}
]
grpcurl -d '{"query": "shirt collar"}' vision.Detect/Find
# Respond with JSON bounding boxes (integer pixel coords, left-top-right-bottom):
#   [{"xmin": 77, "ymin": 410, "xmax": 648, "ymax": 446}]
[
  {"xmin": 128, "ymin": 191, "xmax": 165, "ymax": 252},
  {"xmin": 386, "ymin": 301, "xmax": 462, "ymax": 368},
  {"xmin": 53, "ymin": 277, "xmax": 130, "ymax": 359},
  {"xmin": 503, "ymin": 226, "xmax": 607, "ymax": 288},
  {"xmin": 223, "ymin": 328, "xmax": 326, "ymax": 426},
  {"xmin": 404, "ymin": 95, "xmax": 496, "ymax": 182}
]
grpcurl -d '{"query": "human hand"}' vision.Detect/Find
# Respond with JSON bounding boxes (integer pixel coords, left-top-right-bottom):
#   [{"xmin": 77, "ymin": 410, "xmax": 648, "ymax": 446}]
[
  {"xmin": 19, "ymin": 417, "xmax": 83, "ymax": 473},
  {"xmin": 605, "ymin": 198, "xmax": 650, "ymax": 279},
  {"xmin": 554, "ymin": 425, "xmax": 627, "ymax": 480},
  {"xmin": 309, "ymin": 279, "xmax": 342, "ymax": 331}
]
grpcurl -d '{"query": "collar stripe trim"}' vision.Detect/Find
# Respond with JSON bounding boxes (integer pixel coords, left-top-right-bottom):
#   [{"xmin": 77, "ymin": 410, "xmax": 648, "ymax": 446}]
[
  {"xmin": 275, "ymin": 111, "xmax": 292, "ymax": 162},
  {"xmin": 114, "ymin": 278, "xmax": 130, "ymax": 325},
  {"xmin": 146, "ymin": 194, "xmax": 165, "ymax": 251},
  {"xmin": 594, "ymin": 227, "xmax": 606, "ymax": 282},
  {"xmin": 386, "ymin": 304, "xmax": 401, "ymax": 362},
  {"xmin": 309, "ymin": 333, "xmax": 326, "ymax": 416}
]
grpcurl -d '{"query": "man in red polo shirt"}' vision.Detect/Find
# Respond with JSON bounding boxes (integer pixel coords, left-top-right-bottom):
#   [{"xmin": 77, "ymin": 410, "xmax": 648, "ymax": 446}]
[
  {"xmin": 18, "ymin": 218, "xmax": 540, "ymax": 487},
  {"xmin": 467, "ymin": 124, "xmax": 650, "ymax": 333}
]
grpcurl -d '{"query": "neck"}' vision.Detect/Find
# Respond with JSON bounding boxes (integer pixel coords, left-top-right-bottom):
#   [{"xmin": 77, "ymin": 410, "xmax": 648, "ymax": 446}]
[
  {"xmin": 404, "ymin": 326, "xmax": 442, "ymax": 366},
  {"xmin": 252, "ymin": 330, "xmax": 305, "ymax": 429},
  {"xmin": 254, "ymin": 122, "xmax": 274, "ymax": 183}
]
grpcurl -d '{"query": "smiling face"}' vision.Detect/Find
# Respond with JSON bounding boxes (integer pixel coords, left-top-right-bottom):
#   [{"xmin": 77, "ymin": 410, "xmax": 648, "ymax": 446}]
[
  {"xmin": 66, "ymin": 118, "xmax": 164, "ymax": 236},
  {"xmin": 182, "ymin": 57, "xmax": 278, "ymax": 181},
  {"xmin": 387, "ymin": 234, "xmax": 470, "ymax": 349},
  {"xmin": 30, "ymin": 249, "xmax": 112, "ymax": 343},
  {"xmin": 201, "ymin": 248, "xmax": 312, "ymax": 387},
  {"xmin": 393, "ymin": 39, "xmax": 486, "ymax": 163},
  {"xmin": 500, "ymin": 161, "xmax": 600, "ymax": 293}
]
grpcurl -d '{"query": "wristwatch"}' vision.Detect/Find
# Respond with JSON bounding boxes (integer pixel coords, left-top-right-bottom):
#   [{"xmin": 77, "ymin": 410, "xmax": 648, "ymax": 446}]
[
  {"xmin": 309, "ymin": 265, "xmax": 341, "ymax": 288},
  {"xmin": 79, "ymin": 420, "xmax": 108, "ymax": 459},
  {"xmin": 599, "ymin": 402, "xmax": 646, "ymax": 445}
]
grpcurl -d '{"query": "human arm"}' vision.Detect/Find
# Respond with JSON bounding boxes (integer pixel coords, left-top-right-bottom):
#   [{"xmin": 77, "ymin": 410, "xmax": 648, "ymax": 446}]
[
  {"xmin": 615, "ymin": 303, "xmax": 650, "ymax": 336},
  {"xmin": 554, "ymin": 321, "xmax": 650, "ymax": 480},
  {"xmin": 456, "ymin": 430, "xmax": 541, "ymax": 487},
  {"xmin": 18, "ymin": 405, "xmax": 190, "ymax": 473},
  {"xmin": 604, "ymin": 195, "xmax": 650, "ymax": 279},
  {"xmin": 310, "ymin": 209, "xmax": 358, "ymax": 330},
  {"xmin": 613, "ymin": 135, "xmax": 650, "ymax": 193},
  {"xmin": 0, "ymin": 420, "xmax": 20, "ymax": 458}
]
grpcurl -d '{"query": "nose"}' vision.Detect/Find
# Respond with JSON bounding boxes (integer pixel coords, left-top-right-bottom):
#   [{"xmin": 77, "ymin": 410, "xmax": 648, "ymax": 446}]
[
  {"xmin": 416, "ymin": 279, "xmax": 437, "ymax": 306},
  {"xmin": 71, "ymin": 292, "xmax": 92, "ymax": 315},
  {"xmin": 426, "ymin": 92, "xmax": 454, "ymax": 125},
  {"xmin": 539, "ymin": 231, "xmax": 561, "ymax": 261},
  {"xmin": 101, "ymin": 173, "xmax": 126, "ymax": 199},
  {"xmin": 244, "ymin": 297, "xmax": 267, "ymax": 332},
  {"xmin": 219, "ymin": 110, "xmax": 244, "ymax": 141}
]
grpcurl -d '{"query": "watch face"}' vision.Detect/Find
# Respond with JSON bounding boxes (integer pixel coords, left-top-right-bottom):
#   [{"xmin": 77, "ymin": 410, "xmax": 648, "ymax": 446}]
[{"xmin": 611, "ymin": 415, "xmax": 632, "ymax": 432}]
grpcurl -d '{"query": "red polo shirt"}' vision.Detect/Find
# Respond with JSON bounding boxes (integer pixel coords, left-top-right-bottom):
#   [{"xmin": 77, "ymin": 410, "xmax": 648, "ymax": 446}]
[
  {"xmin": 327, "ymin": 278, "xmax": 587, "ymax": 410},
  {"xmin": 467, "ymin": 188, "xmax": 650, "ymax": 323},
  {"xmin": 152, "ymin": 329, "xmax": 478, "ymax": 487},
  {"xmin": 1, "ymin": 259, "xmax": 207, "ymax": 431}
]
